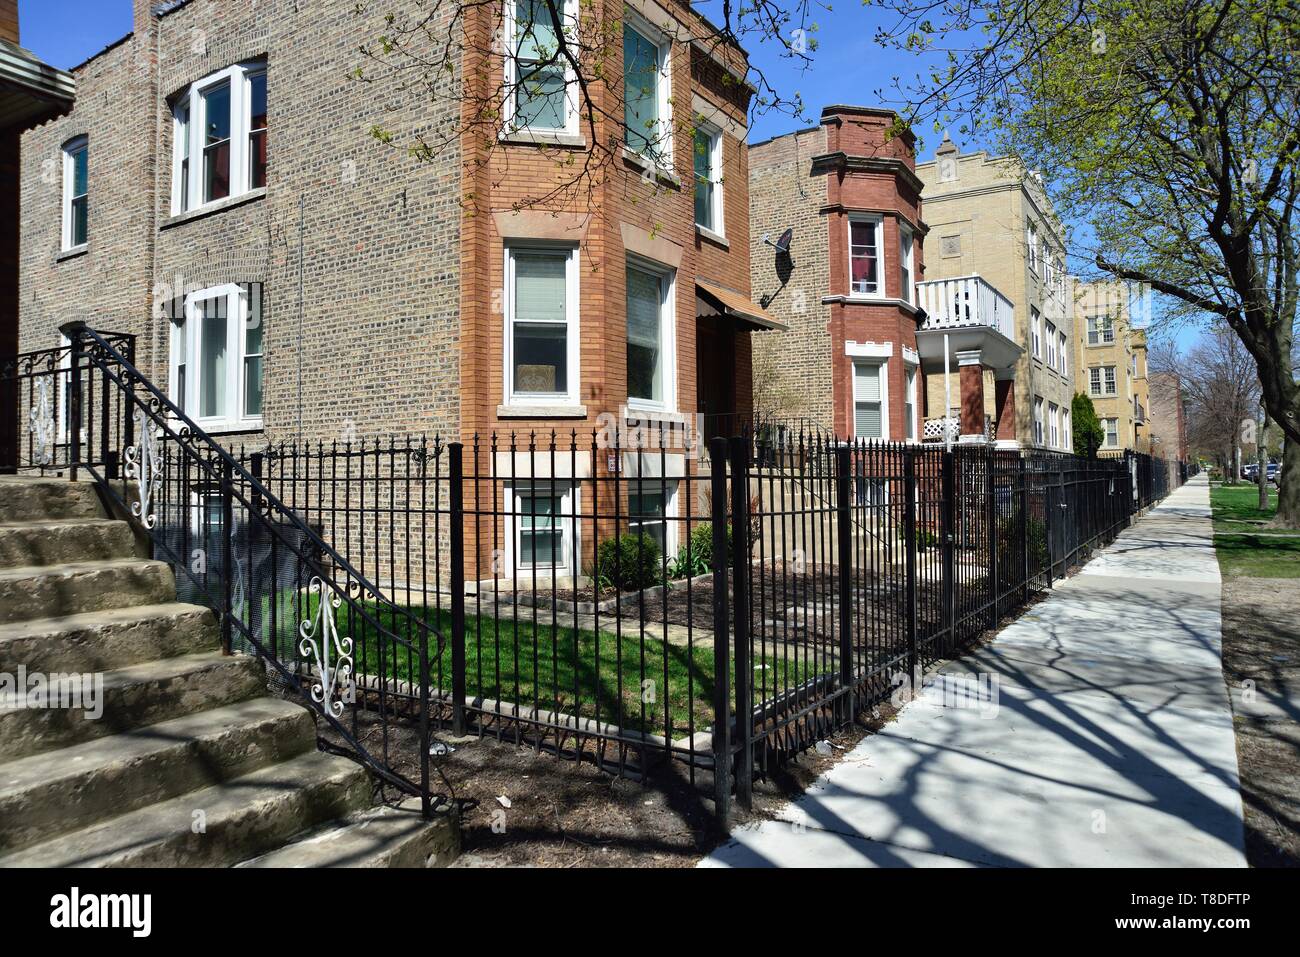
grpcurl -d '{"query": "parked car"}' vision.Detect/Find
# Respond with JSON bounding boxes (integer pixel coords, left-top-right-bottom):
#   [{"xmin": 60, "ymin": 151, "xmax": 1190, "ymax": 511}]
[
  {"xmin": 1242, "ymin": 463, "xmax": 1259, "ymax": 480},
  {"xmin": 1270, "ymin": 463, "xmax": 1283, "ymax": 487}
]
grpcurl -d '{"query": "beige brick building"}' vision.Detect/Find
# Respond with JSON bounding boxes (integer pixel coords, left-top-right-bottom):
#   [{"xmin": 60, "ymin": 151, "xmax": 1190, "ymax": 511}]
[
  {"xmin": 916, "ymin": 136, "xmax": 1075, "ymax": 450},
  {"xmin": 1073, "ymin": 280, "xmax": 1139, "ymax": 452}
]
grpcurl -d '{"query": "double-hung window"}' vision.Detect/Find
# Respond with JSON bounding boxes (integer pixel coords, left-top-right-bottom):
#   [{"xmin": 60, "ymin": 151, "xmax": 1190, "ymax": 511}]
[
  {"xmin": 1030, "ymin": 307, "xmax": 1042, "ymax": 358},
  {"xmin": 1104, "ymin": 418, "xmax": 1119, "ymax": 448},
  {"xmin": 628, "ymin": 481, "xmax": 677, "ymax": 556},
  {"xmin": 1089, "ymin": 367, "xmax": 1103, "ymax": 396},
  {"xmin": 1033, "ymin": 396, "xmax": 1045, "ymax": 445},
  {"xmin": 623, "ymin": 14, "xmax": 671, "ymax": 165},
  {"xmin": 1087, "ymin": 316, "xmax": 1100, "ymax": 345},
  {"xmin": 506, "ymin": 0, "xmax": 576, "ymax": 134},
  {"xmin": 1058, "ymin": 331, "xmax": 1068, "ymax": 374},
  {"xmin": 62, "ymin": 136, "xmax": 88, "ymax": 250},
  {"xmin": 1104, "ymin": 365, "xmax": 1117, "ymax": 395},
  {"xmin": 1101, "ymin": 316, "xmax": 1115, "ymax": 343},
  {"xmin": 848, "ymin": 216, "xmax": 882, "ymax": 296},
  {"xmin": 899, "ymin": 225, "xmax": 914, "ymax": 304},
  {"xmin": 171, "ymin": 283, "xmax": 263, "ymax": 430},
  {"xmin": 505, "ymin": 244, "xmax": 580, "ymax": 406},
  {"xmin": 1027, "ymin": 222, "xmax": 1039, "ymax": 274},
  {"xmin": 903, "ymin": 364, "xmax": 917, "ymax": 440},
  {"xmin": 1045, "ymin": 321, "xmax": 1057, "ymax": 368},
  {"xmin": 1048, "ymin": 402, "xmax": 1060, "ymax": 448},
  {"xmin": 172, "ymin": 60, "xmax": 267, "ymax": 214},
  {"xmin": 853, "ymin": 361, "xmax": 886, "ymax": 439},
  {"xmin": 625, "ymin": 258, "xmax": 675, "ymax": 410},
  {"xmin": 510, "ymin": 482, "xmax": 576, "ymax": 575},
  {"xmin": 693, "ymin": 124, "xmax": 723, "ymax": 235}
]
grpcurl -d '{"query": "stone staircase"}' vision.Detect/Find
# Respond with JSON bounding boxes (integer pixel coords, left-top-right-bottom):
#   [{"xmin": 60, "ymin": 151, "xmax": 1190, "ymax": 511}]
[{"xmin": 0, "ymin": 476, "xmax": 457, "ymax": 868}]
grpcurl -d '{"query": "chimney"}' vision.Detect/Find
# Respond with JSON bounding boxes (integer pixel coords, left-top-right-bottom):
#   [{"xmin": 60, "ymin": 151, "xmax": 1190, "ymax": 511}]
[
  {"xmin": 135, "ymin": 0, "xmax": 156, "ymax": 37},
  {"xmin": 0, "ymin": 0, "xmax": 19, "ymax": 44}
]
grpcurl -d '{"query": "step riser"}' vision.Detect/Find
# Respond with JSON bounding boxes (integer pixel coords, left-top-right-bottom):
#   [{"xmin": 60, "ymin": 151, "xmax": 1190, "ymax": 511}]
[
  {"xmin": 0, "ymin": 606, "xmax": 219, "ymax": 673},
  {"xmin": 0, "ymin": 562, "xmax": 175, "ymax": 624},
  {"xmin": 0, "ymin": 481, "xmax": 105, "ymax": 523},
  {"xmin": 0, "ymin": 708, "xmax": 316, "ymax": 853},
  {"xmin": 0, "ymin": 657, "xmax": 266, "ymax": 762},
  {"xmin": 0, "ymin": 522, "xmax": 137, "ymax": 569},
  {"xmin": 87, "ymin": 765, "xmax": 370, "ymax": 868}
]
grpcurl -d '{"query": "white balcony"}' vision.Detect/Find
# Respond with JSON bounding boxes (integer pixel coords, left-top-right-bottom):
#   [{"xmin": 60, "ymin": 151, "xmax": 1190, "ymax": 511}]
[
  {"xmin": 916, "ymin": 274, "xmax": 1016, "ymax": 339},
  {"xmin": 914, "ymin": 274, "xmax": 1023, "ymax": 374}
]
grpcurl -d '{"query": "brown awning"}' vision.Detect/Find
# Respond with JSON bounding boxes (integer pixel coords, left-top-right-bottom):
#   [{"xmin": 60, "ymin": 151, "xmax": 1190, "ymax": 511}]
[{"xmin": 695, "ymin": 280, "xmax": 787, "ymax": 332}]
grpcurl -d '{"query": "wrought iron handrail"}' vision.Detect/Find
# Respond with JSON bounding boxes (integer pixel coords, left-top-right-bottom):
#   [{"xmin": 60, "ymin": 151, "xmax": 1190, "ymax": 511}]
[{"xmin": 62, "ymin": 322, "xmax": 442, "ymax": 816}]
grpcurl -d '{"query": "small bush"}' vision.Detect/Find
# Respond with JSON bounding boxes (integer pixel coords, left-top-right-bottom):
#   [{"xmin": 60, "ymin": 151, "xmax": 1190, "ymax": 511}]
[
  {"xmin": 595, "ymin": 533, "xmax": 663, "ymax": 591},
  {"xmin": 996, "ymin": 516, "xmax": 1050, "ymax": 571},
  {"xmin": 685, "ymin": 522, "xmax": 733, "ymax": 570}
]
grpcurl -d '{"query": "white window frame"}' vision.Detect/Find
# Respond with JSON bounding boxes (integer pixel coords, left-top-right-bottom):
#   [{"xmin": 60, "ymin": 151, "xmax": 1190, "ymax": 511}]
[
  {"xmin": 503, "ymin": 243, "xmax": 581, "ymax": 408},
  {"xmin": 1104, "ymin": 365, "xmax": 1117, "ymax": 395},
  {"xmin": 1048, "ymin": 402, "xmax": 1060, "ymax": 448},
  {"xmin": 692, "ymin": 121, "xmax": 724, "ymax": 237},
  {"xmin": 1030, "ymin": 308, "xmax": 1042, "ymax": 359},
  {"xmin": 1089, "ymin": 367, "xmax": 1103, "ymax": 396},
  {"xmin": 622, "ymin": 8, "xmax": 673, "ymax": 167},
  {"xmin": 627, "ymin": 477, "xmax": 679, "ymax": 559},
  {"xmin": 1033, "ymin": 396, "xmax": 1045, "ymax": 445},
  {"xmin": 1063, "ymin": 408, "xmax": 1072, "ymax": 452},
  {"xmin": 171, "ymin": 60, "xmax": 266, "ymax": 215},
  {"xmin": 170, "ymin": 283, "xmax": 263, "ymax": 431},
  {"xmin": 899, "ymin": 223, "xmax": 915, "ymax": 304},
  {"xmin": 1101, "ymin": 316, "xmax": 1116, "ymax": 343},
  {"xmin": 852, "ymin": 359, "xmax": 890, "ymax": 440},
  {"xmin": 61, "ymin": 135, "xmax": 88, "ymax": 251},
  {"xmin": 1057, "ymin": 331, "xmax": 1068, "ymax": 374},
  {"xmin": 1045, "ymin": 321, "xmax": 1057, "ymax": 369},
  {"xmin": 903, "ymin": 361, "xmax": 918, "ymax": 441},
  {"xmin": 1026, "ymin": 222, "xmax": 1039, "ymax": 274},
  {"xmin": 847, "ymin": 214, "xmax": 884, "ymax": 298},
  {"xmin": 502, "ymin": 0, "xmax": 579, "ymax": 136},
  {"xmin": 505, "ymin": 481, "xmax": 579, "ymax": 577},
  {"xmin": 1103, "ymin": 417, "xmax": 1119, "ymax": 448},
  {"xmin": 624, "ymin": 254, "xmax": 677, "ymax": 413}
]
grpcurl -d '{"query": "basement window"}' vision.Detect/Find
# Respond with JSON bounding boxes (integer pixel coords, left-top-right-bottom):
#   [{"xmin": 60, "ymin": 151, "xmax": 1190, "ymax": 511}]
[{"xmin": 172, "ymin": 60, "xmax": 268, "ymax": 214}]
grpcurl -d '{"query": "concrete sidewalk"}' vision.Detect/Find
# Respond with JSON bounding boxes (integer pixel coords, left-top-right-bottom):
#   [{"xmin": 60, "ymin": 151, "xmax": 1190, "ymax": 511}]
[{"xmin": 702, "ymin": 475, "xmax": 1247, "ymax": 868}]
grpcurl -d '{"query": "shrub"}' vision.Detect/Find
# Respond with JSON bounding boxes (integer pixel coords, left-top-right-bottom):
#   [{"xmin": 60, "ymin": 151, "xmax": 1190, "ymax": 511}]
[
  {"xmin": 996, "ymin": 516, "xmax": 1050, "ymax": 571},
  {"xmin": 595, "ymin": 533, "xmax": 663, "ymax": 591}
]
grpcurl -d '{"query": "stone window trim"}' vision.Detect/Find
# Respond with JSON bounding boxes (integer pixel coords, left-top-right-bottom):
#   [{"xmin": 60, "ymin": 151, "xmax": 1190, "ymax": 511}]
[
  {"xmin": 61, "ymin": 135, "xmax": 88, "ymax": 253},
  {"xmin": 170, "ymin": 59, "xmax": 267, "ymax": 216},
  {"xmin": 503, "ymin": 480, "xmax": 580, "ymax": 578},
  {"xmin": 501, "ymin": 0, "xmax": 580, "ymax": 139},
  {"xmin": 160, "ymin": 187, "xmax": 267, "ymax": 230},
  {"xmin": 503, "ymin": 241, "xmax": 582, "ymax": 409}
]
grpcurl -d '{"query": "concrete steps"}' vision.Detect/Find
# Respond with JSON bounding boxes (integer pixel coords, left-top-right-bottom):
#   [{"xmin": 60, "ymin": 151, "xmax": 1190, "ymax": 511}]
[{"xmin": 0, "ymin": 475, "xmax": 457, "ymax": 868}]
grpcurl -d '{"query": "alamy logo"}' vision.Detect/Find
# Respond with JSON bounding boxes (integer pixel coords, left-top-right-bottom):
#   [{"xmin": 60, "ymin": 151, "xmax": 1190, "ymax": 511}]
[
  {"xmin": 0, "ymin": 667, "xmax": 103, "ymax": 719},
  {"xmin": 49, "ymin": 887, "xmax": 152, "ymax": 938}
]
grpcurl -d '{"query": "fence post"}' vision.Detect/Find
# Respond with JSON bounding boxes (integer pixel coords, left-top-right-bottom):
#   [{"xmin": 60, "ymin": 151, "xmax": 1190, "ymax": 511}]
[
  {"xmin": 940, "ymin": 450, "xmax": 956, "ymax": 655},
  {"xmin": 1019, "ymin": 456, "xmax": 1030, "ymax": 604},
  {"xmin": 987, "ymin": 444, "xmax": 999, "ymax": 629},
  {"xmin": 219, "ymin": 459, "xmax": 234, "ymax": 656},
  {"xmin": 64, "ymin": 321, "xmax": 84, "ymax": 482},
  {"xmin": 834, "ymin": 444, "xmax": 854, "ymax": 725},
  {"xmin": 448, "ymin": 441, "xmax": 467, "ymax": 737},
  {"xmin": 1043, "ymin": 465, "xmax": 1055, "ymax": 587},
  {"xmin": 727, "ymin": 436, "xmax": 753, "ymax": 811},
  {"xmin": 903, "ymin": 447, "xmax": 918, "ymax": 684},
  {"xmin": 708, "ymin": 436, "xmax": 732, "ymax": 827}
]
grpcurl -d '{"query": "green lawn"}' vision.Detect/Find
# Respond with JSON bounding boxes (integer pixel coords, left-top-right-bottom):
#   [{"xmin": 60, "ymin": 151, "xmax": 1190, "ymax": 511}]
[
  {"xmin": 280, "ymin": 595, "xmax": 817, "ymax": 737},
  {"xmin": 1210, "ymin": 483, "xmax": 1300, "ymax": 578}
]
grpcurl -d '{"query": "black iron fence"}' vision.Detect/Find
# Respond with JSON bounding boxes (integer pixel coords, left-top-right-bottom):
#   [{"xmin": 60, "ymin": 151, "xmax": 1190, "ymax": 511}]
[{"xmin": 2, "ymin": 326, "xmax": 1188, "ymax": 825}]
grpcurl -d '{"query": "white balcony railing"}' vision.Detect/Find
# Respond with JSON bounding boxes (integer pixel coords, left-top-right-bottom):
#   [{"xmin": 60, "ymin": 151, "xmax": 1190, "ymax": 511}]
[{"xmin": 916, "ymin": 275, "xmax": 1016, "ymax": 341}]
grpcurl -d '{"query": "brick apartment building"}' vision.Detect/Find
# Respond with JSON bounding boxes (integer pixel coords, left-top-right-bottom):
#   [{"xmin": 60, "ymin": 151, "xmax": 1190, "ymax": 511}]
[
  {"xmin": 1074, "ymin": 280, "xmax": 1140, "ymax": 452},
  {"xmin": 749, "ymin": 106, "xmax": 927, "ymax": 443},
  {"xmin": 916, "ymin": 136, "xmax": 1074, "ymax": 450},
  {"xmin": 17, "ymin": 0, "xmax": 776, "ymax": 579}
]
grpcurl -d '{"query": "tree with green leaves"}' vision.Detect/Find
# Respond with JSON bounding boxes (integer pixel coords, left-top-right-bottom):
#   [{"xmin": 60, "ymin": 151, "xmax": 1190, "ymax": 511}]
[
  {"xmin": 1071, "ymin": 392, "xmax": 1104, "ymax": 458},
  {"xmin": 872, "ymin": 0, "xmax": 1300, "ymax": 525}
]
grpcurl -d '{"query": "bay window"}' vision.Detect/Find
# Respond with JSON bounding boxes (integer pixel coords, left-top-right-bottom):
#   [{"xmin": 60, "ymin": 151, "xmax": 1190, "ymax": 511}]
[
  {"xmin": 171, "ymin": 283, "xmax": 263, "ymax": 429},
  {"xmin": 505, "ymin": 244, "xmax": 580, "ymax": 406},
  {"xmin": 904, "ymin": 364, "xmax": 917, "ymax": 440},
  {"xmin": 62, "ymin": 136, "xmax": 88, "ymax": 250},
  {"xmin": 899, "ymin": 225, "xmax": 914, "ymax": 304},
  {"xmin": 505, "ymin": 0, "xmax": 577, "ymax": 134},
  {"xmin": 625, "ymin": 257, "xmax": 675, "ymax": 410},
  {"xmin": 849, "ymin": 216, "xmax": 881, "ymax": 296},
  {"xmin": 172, "ymin": 60, "xmax": 268, "ymax": 214}
]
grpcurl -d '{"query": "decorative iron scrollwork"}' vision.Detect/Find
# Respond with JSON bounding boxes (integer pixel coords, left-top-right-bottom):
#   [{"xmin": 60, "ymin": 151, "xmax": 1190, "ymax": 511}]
[
  {"xmin": 123, "ymin": 407, "xmax": 162, "ymax": 528},
  {"xmin": 28, "ymin": 375, "xmax": 56, "ymax": 466},
  {"xmin": 299, "ymin": 577, "xmax": 355, "ymax": 718}
]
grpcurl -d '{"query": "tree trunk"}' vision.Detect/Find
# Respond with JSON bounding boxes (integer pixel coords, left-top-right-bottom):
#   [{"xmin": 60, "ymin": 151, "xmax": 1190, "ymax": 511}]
[
  {"xmin": 1277, "ymin": 437, "xmax": 1300, "ymax": 529},
  {"xmin": 1257, "ymin": 412, "xmax": 1269, "ymax": 511}
]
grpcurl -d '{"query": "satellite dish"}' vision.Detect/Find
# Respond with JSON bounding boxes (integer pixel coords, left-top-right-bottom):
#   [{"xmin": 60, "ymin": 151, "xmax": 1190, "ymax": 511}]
[{"xmin": 763, "ymin": 227, "xmax": 794, "ymax": 258}]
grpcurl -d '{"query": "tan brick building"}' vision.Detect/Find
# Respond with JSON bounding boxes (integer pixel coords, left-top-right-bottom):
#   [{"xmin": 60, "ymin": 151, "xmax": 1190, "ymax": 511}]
[
  {"xmin": 749, "ymin": 106, "xmax": 927, "ymax": 443},
  {"xmin": 1073, "ymin": 280, "xmax": 1139, "ymax": 452},
  {"xmin": 916, "ymin": 136, "xmax": 1074, "ymax": 450}
]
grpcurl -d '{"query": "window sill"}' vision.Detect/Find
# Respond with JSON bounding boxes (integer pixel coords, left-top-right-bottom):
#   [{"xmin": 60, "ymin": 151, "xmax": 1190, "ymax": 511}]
[
  {"xmin": 621, "ymin": 148, "xmax": 680, "ymax": 188},
  {"xmin": 56, "ymin": 245, "xmax": 88, "ymax": 262},
  {"xmin": 161, "ymin": 188, "xmax": 267, "ymax": 230},
  {"xmin": 180, "ymin": 419, "xmax": 264, "ymax": 437},
  {"xmin": 501, "ymin": 129, "xmax": 587, "ymax": 149},
  {"xmin": 497, "ymin": 403, "xmax": 588, "ymax": 419},
  {"xmin": 623, "ymin": 406, "xmax": 684, "ymax": 424},
  {"xmin": 695, "ymin": 225, "xmax": 728, "ymax": 249}
]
